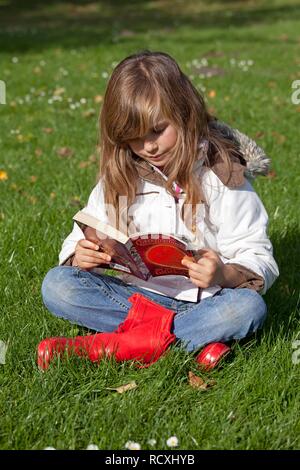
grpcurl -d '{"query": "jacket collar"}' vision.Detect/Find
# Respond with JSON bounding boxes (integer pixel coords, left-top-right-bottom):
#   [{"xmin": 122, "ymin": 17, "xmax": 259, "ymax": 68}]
[{"xmin": 133, "ymin": 154, "xmax": 246, "ymax": 190}]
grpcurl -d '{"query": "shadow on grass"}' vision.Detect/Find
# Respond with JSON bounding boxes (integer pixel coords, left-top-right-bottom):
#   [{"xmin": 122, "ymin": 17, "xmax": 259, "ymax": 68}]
[
  {"xmin": 0, "ymin": 0, "xmax": 299, "ymax": 52},
  {"xmin": 263, "ymin": 227, "xmax": 300, "ymax": 338}
]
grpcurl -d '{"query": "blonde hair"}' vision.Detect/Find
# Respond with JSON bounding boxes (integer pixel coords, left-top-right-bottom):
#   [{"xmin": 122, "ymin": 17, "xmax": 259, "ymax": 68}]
[{"xmin": 98, "ymin": 50, "xmax": 240, "ymax": 232}]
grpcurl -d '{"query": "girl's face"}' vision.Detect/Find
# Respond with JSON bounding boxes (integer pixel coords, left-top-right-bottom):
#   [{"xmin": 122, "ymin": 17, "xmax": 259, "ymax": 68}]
[{"xmin": 127, "ymin": 121, "xmax": 178, "ymax": 169}]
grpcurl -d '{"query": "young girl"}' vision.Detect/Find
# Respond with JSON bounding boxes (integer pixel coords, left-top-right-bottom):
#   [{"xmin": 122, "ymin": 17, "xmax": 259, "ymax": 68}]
[{"xmin": 39, "ymin": 50, "xmax": 279, "ymax": 369}]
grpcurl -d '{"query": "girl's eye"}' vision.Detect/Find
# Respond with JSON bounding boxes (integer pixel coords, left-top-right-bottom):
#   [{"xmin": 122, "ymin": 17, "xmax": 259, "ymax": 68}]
[{"xmin": 153, "ymin": 127, "xmax": 165, "ymax": 134}]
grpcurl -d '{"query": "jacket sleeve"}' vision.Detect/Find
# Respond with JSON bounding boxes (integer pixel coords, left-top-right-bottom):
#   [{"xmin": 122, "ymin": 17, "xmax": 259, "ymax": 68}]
[
  {"xmin": 58, "ymin": 180, "xmax": 108, "ymax": 266},
  {"xmin": 202, "ymin": 170, "xmax": 279, "ymax": 294}
]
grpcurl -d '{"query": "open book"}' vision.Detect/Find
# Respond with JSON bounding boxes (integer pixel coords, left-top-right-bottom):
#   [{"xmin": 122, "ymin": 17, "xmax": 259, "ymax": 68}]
[{"xmin": 73, "ymin": 210, "xmax": 200, "ymax": 281}]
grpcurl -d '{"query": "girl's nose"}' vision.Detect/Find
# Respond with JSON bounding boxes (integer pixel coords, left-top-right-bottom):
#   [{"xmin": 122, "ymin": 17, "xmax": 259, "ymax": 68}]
[{"xmin": 144, "ymin": 140, "xmax": 158, "ymax": 152}]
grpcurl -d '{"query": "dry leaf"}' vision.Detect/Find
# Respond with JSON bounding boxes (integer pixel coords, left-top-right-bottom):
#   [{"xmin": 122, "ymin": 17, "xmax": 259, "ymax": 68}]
[
  {"xmin": 255, "ymin": 131, "xmax": 265, "ymax": 139},
  {"xmin": 70, "ymin": 196, "xmax": 81, "ymax": 206},
  {"xmin": 78, "ymin": 161, "xmax": 90, "ymax": 169},
  {"xmin": 53, "ymin": 87, "xmax": 65, "ymax": 96},
  {"xmin": 88, "ymin": 154, "xmax": 97, "ymax": 163},
  {"xmin": 208, "ymin": 90, "xmax": 216, "ymax": 98},
  {"xmin": 50, "ymin": 192, "xmax": 56, "ymax": 199},
  {"xmin": 271, "ymin": 131, "xmax": 286, "ymax": 144},
  {"xmin": 94, "ymin": 95, "xmax": 103, "ymax": 104},
  {"xmin": 188, "ymin": 371, "xmax": 216, "ymax": 390},
  {"xmin": 35, "ymin": 148, "xmax": 43, "ymax": 157},
  {"xmin": 57, "ymin": 147, "xmax": 74, "ymax": 158},
  {"xmin": 82, "ymin": 108, "xmax": 96, "ymax": 118},
  {"xmin": 30, "ymin": 175, "xmax": 37, "ymax": 183},
  {"xmin": 188, "ymin": 371, "xmax": 205, "ymax": 388},
  {"xmin": 106, "ymin": 381, "xmax": 137, "ymax": 394},
  {"xmin": 267, "ymin": 170, "xmax": 277, "ymax": 179},
  {"xmin": 42, "ymin": 127, "xmax": 54, "ymax": 134}
]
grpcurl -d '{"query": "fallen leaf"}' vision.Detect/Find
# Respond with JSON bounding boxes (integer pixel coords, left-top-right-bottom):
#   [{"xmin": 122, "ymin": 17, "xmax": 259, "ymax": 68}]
[
  {"xmin": 279, "ymin": 34, "xmax": 289, "ymax": 41},
  {"xmin": 89, "ymin": 154, "xmax": 97, "ymax": 163},
  {"xmin": 70, "ymin": 196, "xmax": 81, "ymax": 206},
  {"xmin": 255, "ymin": 131, "xmax": 265, "ymax": 139},
  {"xmin": 27, "ymin": 195, "xmax": 37, "ymax": 204},
  {"xmin": 82, "ymin": 108, "xmax": 96, "ymax": 118},
  {"xmin": 42, "ymin": 127, "xmax": 54, "ymax": 134},
  {"xmin": 267, "ymin": 170, "xmax": 277, "ymax": 179},
  {"xmin": 30, "ymin": 175, "xmax": 37, "ymax": 183},
  {"xmin": 35, "ymin": 148, "xmax": 43, "ymax": 157},
  {"xmin": 188, "ymin": 371, "xmax": 205, "ymax": 388},
  {"xmin": 94, "ymin": 95, "xmax": 103, "ymax": 104},
  {"xmin": 106, "ymin": 381, "xmax": 137, "ymax": 394},
  {"xmin": 188, "ymin": 371, "xmax": 216, "ymax": 390},
  {"xmin": 50, "ymin": 192, "xmax": 56, "ymax": 199},
  {"xmin": 53, "ymin": 87, "xmax": 65, "ymax": 96},
  {"xmin": 57, "ymin": 147, "xmax": 74, "ymax": 158},
  {"xmin": 271, "ymin": 131, "xmax": 286, "ymax": 144},
  {"xmin": 208, "ymin": 90, "xmax": 216, "ymax": 98},
  {"xmin": 78, "ymin": 161, "xmax": 90, "ymax": 168}
]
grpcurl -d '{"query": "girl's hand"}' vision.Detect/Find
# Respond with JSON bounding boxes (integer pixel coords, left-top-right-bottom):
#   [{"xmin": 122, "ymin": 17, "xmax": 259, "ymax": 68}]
[
  {"xmin": 72, "ymin": 239, "xmax": 111, "ymax": 270},
  {"xmin": 181, "ymin": 248, "xmax": 226, "ymax": 288}
]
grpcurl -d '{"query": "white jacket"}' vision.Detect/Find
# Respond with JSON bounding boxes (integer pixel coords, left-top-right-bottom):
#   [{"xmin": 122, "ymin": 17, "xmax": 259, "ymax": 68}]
[{"xmin": 58, "ymin": 164, "xmax": 279, "ymax": 302}]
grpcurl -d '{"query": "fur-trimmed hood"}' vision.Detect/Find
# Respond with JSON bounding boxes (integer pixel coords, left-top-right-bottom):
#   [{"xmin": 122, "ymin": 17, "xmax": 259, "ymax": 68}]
[{"xmin": 210, "ymin": 120, "xmax": 271, "ymax": 180}]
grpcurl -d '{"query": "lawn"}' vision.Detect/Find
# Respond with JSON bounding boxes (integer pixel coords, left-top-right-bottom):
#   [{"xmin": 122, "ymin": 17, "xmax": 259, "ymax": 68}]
[{"xmin": 0, "ymin": 0, "xmax": 299, "ymax": 450}]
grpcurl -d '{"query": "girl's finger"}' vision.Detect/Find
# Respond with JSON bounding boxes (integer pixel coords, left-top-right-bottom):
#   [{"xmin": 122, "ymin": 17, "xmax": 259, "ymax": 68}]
[
  {"xmin": 80, "ymin": 255, "xmax": 110, "ymax": 265},
  {"xmin": 79, "ymin": 239, "xmax": 100, "ymax": 251},
  {"xmin": 77, "ymin": 248, "xmax": 111, "ymax": 261}
]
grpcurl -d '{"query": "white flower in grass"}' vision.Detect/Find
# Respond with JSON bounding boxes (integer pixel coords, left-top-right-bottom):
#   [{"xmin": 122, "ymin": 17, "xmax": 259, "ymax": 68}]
[
  {"xmin": 12, "ymin": 57, "xmax": 19, "ymax": 63},
  {"xmin": 44, "ymin": 446, "xmax": 56, "ymax": 450},
  {"xmin": 147, "ymin": 438, "xmax": 156, "ymax": 446},
  {"xmin": 86, "ymin": 444, "xmax": 99, "ymax": 450},
  {"xmin": 166, "ymin": 436, "xmax": 179, "ymax": 447},
  {"xmin": 80, "ymin": 98, "xmax": 87, "ymax": 104},
  {"xmin": 125, "ymin": 440, "xmax": 141, "ymax": 450}
]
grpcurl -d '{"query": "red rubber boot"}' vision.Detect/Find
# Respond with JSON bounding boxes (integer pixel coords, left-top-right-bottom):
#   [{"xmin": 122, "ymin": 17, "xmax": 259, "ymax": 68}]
[
  {"xmin": 37, "ymin": 332, "xmax": 121, "ymax": 370},
  {"xmin": 196, "ymin": 342, "xmax": 231, "ymax": 370},
  {"xmin": 112, "ymin": 294, "xmax": 176, "ymax": 366},
  {"xmin": 37, "ymin": 294, "xmax": 176, "ymax": 370}
]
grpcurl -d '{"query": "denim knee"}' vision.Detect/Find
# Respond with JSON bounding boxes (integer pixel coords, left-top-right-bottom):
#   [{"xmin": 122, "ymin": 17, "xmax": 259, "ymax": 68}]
[
  {"xmin": 226, "ymin": 288, "xmax": 268, "ymax": 337},
  {"xmin": 41, "ymin": 266, "xmax": 75, "ymax": 310}
]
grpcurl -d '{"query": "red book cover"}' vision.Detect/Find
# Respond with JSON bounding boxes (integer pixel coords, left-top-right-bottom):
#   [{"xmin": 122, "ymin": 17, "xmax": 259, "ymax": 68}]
[
  {"xmin": 130, "ymin": 234, "xmax": 195, "ymax": 277},
  {"xmin": 72, "ymin": 211, "xmax": 198, "ymax": 280}
]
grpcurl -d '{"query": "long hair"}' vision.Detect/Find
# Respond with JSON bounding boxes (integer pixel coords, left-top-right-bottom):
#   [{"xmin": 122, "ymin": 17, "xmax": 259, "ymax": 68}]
[{"xmin": 98, "ymin": 50, "xmax": 239, "ymax": 233}]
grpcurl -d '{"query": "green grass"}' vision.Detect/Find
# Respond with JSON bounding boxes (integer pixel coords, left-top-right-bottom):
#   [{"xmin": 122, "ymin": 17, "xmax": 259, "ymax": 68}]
[{"xmin": 0, "ymin": 0, "xmax": 299, "ymax": 450}]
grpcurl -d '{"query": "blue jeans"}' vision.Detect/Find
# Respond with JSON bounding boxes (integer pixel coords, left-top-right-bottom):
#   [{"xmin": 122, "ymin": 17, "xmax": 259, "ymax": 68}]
[{"xmin": 41, "ymin": 266, "xmax": 267, "ymax": 353}]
